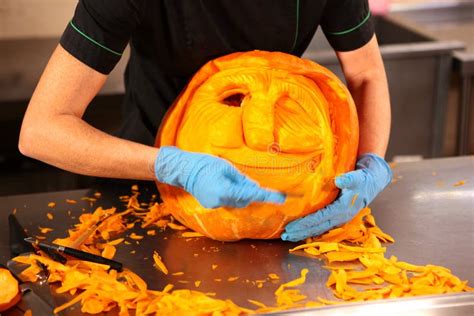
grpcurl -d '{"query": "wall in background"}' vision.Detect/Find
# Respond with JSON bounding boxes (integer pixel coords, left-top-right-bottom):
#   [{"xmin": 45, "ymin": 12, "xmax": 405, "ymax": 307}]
[
  {"xmin": 0, "ymin": 0, "xmax": 76, "ymax": 39},
  {"xmin": 0, "ymin": 0, "xmax": 127, "ymax": 101},
  {"xmin": 0, "ymin": 0, "xmax": 125, "ymax": 196}
]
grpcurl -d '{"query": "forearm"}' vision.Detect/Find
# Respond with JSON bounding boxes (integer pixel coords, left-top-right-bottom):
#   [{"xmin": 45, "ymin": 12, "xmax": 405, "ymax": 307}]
[
  {"xmin": 19, "ymin": 45, "xmax": 158, "ymax": 180},
  {"xmin": 21, "ymin": 114, "xmax": 158, "ymax": 180},
  {"xmin": 337, "ymin": 36, "xmax": 391, "ymax": 158},
  {"xmin": 347, "ymin": 69, "xmax": 390, "ymax": 157}
]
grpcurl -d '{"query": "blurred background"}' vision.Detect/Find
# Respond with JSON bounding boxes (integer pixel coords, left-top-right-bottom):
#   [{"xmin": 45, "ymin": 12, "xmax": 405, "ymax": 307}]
[{"xmin": 0, "ymin": 0, "xmax": 473, "ymax": 196}]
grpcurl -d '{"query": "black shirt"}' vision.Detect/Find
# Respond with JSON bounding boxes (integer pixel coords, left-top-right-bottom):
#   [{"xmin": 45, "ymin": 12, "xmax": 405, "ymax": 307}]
[{"xmin": 60, "ymin": 0, "xmax": 374, "ymax": 146}]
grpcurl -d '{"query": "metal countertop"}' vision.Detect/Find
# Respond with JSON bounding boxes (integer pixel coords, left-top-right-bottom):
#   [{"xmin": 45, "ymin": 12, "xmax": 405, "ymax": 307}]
[{"xmin": 0, "ymin": 156, "xmax": 473, "ymax": 315}]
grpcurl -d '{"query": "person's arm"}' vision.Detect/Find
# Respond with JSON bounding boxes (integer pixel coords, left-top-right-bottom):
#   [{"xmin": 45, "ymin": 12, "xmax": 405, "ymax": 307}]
[
  {"xmin": 336, "ymin": 35, "xmax": 390, "ymax": 157},
  {"xmin": 282, "ymin": 35, "xmax": 393, "ymax": 242},
  {"xmin": 19, "ymin": 45, "xmax": 285, "ymax": 208},
  {"xmin": 19, "ymin": 44, "xmax": 159, "ymax": 180}
]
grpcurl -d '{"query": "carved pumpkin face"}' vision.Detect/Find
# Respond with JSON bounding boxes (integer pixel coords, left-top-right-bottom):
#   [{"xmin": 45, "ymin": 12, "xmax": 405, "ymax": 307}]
[{"xmin": 156, "ymin": 51, "xmax": 358, "ymax": 241}]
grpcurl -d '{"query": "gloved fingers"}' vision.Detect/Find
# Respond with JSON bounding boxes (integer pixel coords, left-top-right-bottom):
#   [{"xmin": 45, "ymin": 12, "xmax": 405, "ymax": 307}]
[
  {"xmin": 335, "ymin": 170, "xmax": 367, "ymax": 190},
  {"xmin": 281, "ymin": 216, "xmax": 344, "ymax": 242},
  {"xmin": 357, "ymin": 153, "xmax": 393, "ymax": 187},
  {"xmin": 220, "ymin": 161, "xmax": 251, "ymax": 183},
  {"xmin": 223, "ymin": 180, "xmax": 286, "ymax": 208},
  {"xmin": 283, "ymin": 197, "xmax": 346, "ymax": 233},
  {"xmin": 251, "ymin": 187, "xmax": 287, "ymax": 204},
  {"xmin": 193, "ymin": 176, "xmax": 234, "ymax": 209},
  {"xmin": 198, "ymin": 197, "xmax": 223, "ymax": 209},
  {"xmin": 282, "ymin": 189, "xmax": 363, "ymax": 240}
]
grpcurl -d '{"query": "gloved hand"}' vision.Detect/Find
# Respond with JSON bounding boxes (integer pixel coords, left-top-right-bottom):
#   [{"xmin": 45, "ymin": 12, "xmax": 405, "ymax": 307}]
[
  {"xmin": 281, "ymin": 153, "xmax": 392, "ymax": 242},
  {"xmin": 154, "ymin": 146, "xmax": 286, "ymax": 209}
]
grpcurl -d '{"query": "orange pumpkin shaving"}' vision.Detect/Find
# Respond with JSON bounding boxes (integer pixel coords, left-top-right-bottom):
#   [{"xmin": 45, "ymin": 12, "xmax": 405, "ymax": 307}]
[
  {"xmin": 288, "ymin": 208, "xmax": 472, "ymax": 304},
  {"xmin": 12, "ymin": 187, "xmax": 472, "ymax": 315},
  {"xmin": 268, "ymin": 273, "xmax": 280, "ymax": 280},
  {"xmin": 129, "ymin": 232, "xmax": 144, "ymax": 240},
  {"xmin": 274, "ymin": 269, "xmax": 309, "ymax": 307},
  {"xmin": 248, "ymin": 299, "xmax": 267, "ymax": 308},
  {"xmin": 152, "ymin": 251, "xmax": 168, "ymax": 275},
  {"xmin": 15, "ymin": 253, "xmax": 248, "ymax": 315},
  {"xmin": 38, "ymin": 226, "xmax": 53, "ymax": 234},
  {"xmin": 181, "ymin": 231, "xmax": 204, "ymax": 238},
  {"xmin": 0, "ymin": 268, "xmax": 21, "ymax": 312},
  {"xmin": 167, "ymin": 222, "xmax": 187, "ymax": 231},
  {"xmin": 101, "ymin": 244, "xmax": 116, "ymax": 259},
  {"xmin": 107, "ymin": 238, "xmax": 124, "ymax": 246}
]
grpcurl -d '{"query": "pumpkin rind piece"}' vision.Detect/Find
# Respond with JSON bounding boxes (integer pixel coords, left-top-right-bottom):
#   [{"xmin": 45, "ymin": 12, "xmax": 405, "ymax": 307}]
[
  {"xmin": 0, "ymin": 268, "xmax": 21, "ymax": 312},
  {"xmin": 156, "ymin": 51, "xmax": 359, "ymax": 241}
]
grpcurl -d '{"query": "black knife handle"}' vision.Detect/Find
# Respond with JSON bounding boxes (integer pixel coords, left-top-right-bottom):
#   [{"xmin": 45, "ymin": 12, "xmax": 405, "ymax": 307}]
[{"xmin": 61, "ymin": 246, "xmax": 123, "ymax": 272}]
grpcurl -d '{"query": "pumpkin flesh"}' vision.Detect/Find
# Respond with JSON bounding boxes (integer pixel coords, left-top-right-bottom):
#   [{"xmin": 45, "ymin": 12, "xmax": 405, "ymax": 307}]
[
  {"xmin": 156, "ymin": 51, "xmax": 359, "ymax": 241},
  {"xmin": 0, "ymin": 268, "xmax": 21, "ymax": 312}
]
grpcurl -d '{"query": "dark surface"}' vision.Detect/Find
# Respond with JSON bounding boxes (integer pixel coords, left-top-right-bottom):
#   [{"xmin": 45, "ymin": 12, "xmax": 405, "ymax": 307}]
[{"xmin": 0, "ymin": 157, "xmax": 473, "ymax": 315}]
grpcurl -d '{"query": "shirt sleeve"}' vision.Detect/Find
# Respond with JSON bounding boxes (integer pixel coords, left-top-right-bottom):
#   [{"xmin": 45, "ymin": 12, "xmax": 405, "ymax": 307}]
[
  {"xmin": 60, "ymin": 0, "xmax": 145, "ymax": 74},
  {"xmin": 320, "ymin": 0, "xmax": 374, "ymax": 52}
]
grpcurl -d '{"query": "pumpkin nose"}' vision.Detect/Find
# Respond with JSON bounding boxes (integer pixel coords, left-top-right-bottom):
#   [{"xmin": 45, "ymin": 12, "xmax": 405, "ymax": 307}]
[{"xmin": 242, "ymin": 91, "xmax": 278, "ymax": 151}]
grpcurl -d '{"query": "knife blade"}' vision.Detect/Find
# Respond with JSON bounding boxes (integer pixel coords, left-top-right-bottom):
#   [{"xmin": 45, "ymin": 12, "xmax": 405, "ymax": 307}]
[
  {"xmin": 9, "ymin": 214, "xmax": 67, "ymax": 264},
  {"xmin": 7, "ymin": 260, "xmax": 55, "ymax": 315},
  {"xmin": 9, "ymin": 214, "xmax": 36, "ymax": 257},
  {"xmin": 7, "ymin": 214, "xmax": 57, "ymax": 314},
  {"xmin": 16, "ymin": 286, "xmax": 55, "ymax": 315}
]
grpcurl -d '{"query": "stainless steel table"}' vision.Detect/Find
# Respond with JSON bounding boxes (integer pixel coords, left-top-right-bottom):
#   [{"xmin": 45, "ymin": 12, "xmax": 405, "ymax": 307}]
[{"xmin": 0, "ymin": 156, "xmax": 473, "ymax": 315}]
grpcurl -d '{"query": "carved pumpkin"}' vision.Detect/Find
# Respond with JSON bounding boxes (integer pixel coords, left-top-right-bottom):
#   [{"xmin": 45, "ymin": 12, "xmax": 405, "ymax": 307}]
[{"xmin": 155, "ymin": 51, "xmax": 358, "ymax": 241}]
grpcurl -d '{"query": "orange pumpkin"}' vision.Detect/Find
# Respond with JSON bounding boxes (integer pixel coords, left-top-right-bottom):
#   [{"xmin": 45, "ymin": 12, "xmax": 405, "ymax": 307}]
[
  {"xmin": 0, "ymin": 268, "xmax": 21, "ymax": 312},
  {"xmin": 155, "ymin": 51, "xmax": 358, "ymax": 241}
]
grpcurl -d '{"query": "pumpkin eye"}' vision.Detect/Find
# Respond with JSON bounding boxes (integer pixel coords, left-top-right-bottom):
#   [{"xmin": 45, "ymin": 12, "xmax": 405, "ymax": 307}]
[{"xmin": 222, "ymin": 93, "xmax": 245, "ymax": 107}]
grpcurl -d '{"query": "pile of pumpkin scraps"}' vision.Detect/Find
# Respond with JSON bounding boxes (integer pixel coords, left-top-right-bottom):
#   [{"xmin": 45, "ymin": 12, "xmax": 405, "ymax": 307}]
[
  {"xmin": 287, "ymin": 208, "xmax": 472, "ymax": 304},
  {"xmin": 248, "ymin": 208, "xmax": 472, "ymax": 313},
  {"xmin": 14, "ymin": 195, "xmax": 250, "ymax": 315},
  {"xmin": 12, "ymin": 191, "xmax": 472, "ymax": 315}
]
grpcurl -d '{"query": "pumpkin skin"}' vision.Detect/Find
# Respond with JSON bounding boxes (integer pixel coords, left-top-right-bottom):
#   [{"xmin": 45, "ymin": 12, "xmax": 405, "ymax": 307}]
[
  {"xmin": 155, "ymin": 51, "xmax": 358, "ymax": 241},
  {"xmin": 0, "ymin": 268, "xmax": 21, "ymax": 312}
]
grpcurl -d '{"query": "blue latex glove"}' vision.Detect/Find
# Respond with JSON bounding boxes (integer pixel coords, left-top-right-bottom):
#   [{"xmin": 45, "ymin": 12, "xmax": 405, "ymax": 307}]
[
  {"xmin": 281, "ymin": 153, "xmax": 392, "ymax": 242},
  {"xmin": 154, "ymin": 146, "xmax": 286, "ymax": 209}
]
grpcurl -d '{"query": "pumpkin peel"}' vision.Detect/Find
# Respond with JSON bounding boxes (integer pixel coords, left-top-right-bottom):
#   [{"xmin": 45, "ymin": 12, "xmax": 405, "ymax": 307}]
[
  {"xmin": 289, "ymin": 207, "xmax": 472, "ymax": 305},
  {"xmin": 10, "ymin": 169, "xmax": 472, "ymax": 314},
  {"xmin": 0, "ymin": 268, "xmax": 21, "ymax": 312}
]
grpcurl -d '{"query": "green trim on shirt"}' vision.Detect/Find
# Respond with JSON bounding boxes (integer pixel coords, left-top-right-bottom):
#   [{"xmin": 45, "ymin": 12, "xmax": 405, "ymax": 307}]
[
  {"xmin": 69, "ymin": 20, "xmax": 122, "ymax": 56},
  {"xmin": 327, "ymin": 11, "xmax": 371, "ymax": 36}
]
